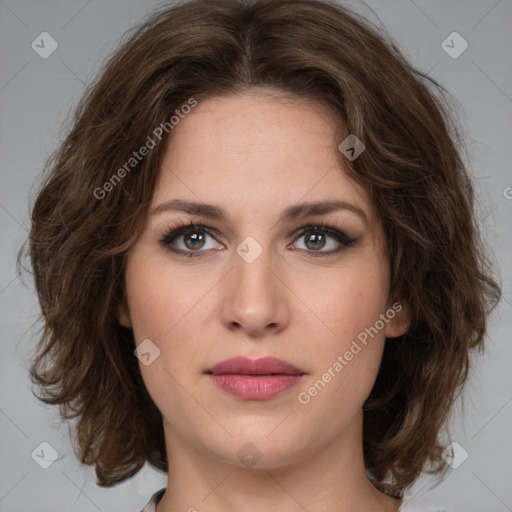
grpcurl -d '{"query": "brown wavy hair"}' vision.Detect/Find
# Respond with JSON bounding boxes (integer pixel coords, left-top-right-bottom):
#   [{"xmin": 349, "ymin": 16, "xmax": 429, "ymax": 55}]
[{"xmin": 18, "ymin": 0, "xmax": 501, "ymax": 498}]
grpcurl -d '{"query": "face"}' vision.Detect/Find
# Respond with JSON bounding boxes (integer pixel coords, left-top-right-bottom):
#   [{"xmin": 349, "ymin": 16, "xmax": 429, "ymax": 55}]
[{"xmin": 118, "ymin": 91, "xmax": 408, "ymax": 469}]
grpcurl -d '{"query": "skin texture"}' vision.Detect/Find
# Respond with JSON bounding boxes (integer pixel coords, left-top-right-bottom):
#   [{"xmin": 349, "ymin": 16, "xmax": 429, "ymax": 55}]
[{"xmin": 118, "ymin": 91, "xmax": 410, "ymax": 512}]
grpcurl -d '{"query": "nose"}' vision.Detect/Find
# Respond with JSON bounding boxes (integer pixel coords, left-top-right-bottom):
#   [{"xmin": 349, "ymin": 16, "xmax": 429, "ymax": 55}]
[{"xmin": 220, "ymin": 241, "xmax": 290, "ymax": 338}]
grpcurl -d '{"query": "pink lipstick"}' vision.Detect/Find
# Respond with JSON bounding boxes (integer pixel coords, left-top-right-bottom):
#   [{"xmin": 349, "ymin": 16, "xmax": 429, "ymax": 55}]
[{"xmin": 205, "ymin": 356, "xmax": 306, "ymax": 400}]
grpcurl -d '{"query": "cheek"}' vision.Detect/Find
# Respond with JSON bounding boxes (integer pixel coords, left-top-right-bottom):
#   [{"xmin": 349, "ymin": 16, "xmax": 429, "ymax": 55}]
[
  {"xmin": 124, "ymin": 251, "xmax": 210, "ymax": 399},
  {"xmin": 124, "ymin": 263, "xmax": 205, "ymax": 431},
  {"xmin": 124, "ymin": 249, "xmax": 205, "ymax": 341},
  {"xmin": 294, "ymin": 252, "xmax": 390, "ymax": 349},
  {"xmin": 294, "ymin": 251, "xmax": 390, "ymax": 404}
]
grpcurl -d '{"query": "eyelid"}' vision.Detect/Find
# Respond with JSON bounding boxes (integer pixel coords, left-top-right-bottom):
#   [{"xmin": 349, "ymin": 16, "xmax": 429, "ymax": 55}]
[
  {"xmin": 292, "ymin": 224, "xmax": 356, "ymax": 247},
  {"xmin": 158, "ymin": 220, "xmax": 358, "ymax": 257}
]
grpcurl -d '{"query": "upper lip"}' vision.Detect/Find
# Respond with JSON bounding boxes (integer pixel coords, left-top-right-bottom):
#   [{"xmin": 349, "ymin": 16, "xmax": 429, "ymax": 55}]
[{"xmin": 205, "ymin": 356, "xmax": 306, "ymax": 375}]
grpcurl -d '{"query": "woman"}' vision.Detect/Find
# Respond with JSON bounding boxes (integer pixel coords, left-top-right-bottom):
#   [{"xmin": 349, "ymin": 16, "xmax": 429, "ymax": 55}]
[{"xmin": 20, "ymin": 0, "xmax": 500, "ymax": 510}]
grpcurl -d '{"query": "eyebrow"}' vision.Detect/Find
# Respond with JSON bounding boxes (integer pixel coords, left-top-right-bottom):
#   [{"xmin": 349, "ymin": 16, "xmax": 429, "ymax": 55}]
[{"xmin": 151, "ymin": 199, "xmax": 368, "ymax": 225}]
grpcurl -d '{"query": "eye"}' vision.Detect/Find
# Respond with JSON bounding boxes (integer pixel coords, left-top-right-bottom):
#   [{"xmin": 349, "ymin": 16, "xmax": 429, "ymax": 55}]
[
  {"xmin": 159, "ymin": 221, "xmax": 357, "ymax": 258},
  {"xmin": 290, "ymin": 223, "xmax": 357, "ymax": 257},
  {"xmin": 159, "ymin": 221, "xmax": 222, "ymax": 258}
]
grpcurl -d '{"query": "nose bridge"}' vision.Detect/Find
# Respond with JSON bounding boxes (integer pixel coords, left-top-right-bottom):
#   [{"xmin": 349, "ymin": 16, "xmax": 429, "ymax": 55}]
[
  {"xmin": 232, "ymin": 234, "xmax": 277, "ymax": 297},
  {"xmin": 221, "ymin": 233, "xmax": 288, "ymax": 335}
]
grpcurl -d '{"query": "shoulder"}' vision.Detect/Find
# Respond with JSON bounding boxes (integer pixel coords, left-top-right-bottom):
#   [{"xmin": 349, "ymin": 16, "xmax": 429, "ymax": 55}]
[
  {"xmin": 399, "ymin": 497, "xmax": 453, "ymax": 512},
  {"xmin": 139, "ymin": 488, "xmax": 166, "ymax": 512}
]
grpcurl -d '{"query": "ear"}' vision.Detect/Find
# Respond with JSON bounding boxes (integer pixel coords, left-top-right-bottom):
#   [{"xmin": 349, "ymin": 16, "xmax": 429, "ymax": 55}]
[
  {"xmin": 117, "ymin": 294, "xmax": 132, "ymax": 328},
  {"xmin": 384, "ymin": 298, "xmax": 411, "ymax": 339}
]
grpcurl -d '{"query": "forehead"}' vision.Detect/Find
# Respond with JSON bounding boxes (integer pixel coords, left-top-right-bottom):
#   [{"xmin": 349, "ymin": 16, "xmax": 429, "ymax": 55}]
[{"xmin": 152, "ymin": 92, "xmax": 375, "ymax": 225}]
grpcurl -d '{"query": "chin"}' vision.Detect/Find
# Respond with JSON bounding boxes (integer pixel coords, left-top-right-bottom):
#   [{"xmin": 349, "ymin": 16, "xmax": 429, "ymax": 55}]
[{"xmin": 204, "ymin": 427, "xmax": 318, "ymax": 470}]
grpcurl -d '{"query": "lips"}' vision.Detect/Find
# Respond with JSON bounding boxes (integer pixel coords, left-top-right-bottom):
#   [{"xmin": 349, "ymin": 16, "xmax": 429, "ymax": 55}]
[
  {"xmin": 205, "ymin": 356, "xmax": 306, "ymax": 376},
  {"xmin": 204, "ymin": 357, "xmax": 306, "ymax": 400}
]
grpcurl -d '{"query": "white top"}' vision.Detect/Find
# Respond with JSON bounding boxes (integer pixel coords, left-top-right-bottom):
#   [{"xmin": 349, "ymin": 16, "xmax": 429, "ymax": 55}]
[{"xmin": 140, "ymin": 488, "xmax": 452, "ymax": 511}]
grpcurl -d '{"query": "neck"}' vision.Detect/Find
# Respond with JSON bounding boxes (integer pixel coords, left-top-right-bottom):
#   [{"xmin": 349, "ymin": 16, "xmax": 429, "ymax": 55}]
[{"xmin": 156, "ymin": 411, "xmax": 402, "ymax": 512}]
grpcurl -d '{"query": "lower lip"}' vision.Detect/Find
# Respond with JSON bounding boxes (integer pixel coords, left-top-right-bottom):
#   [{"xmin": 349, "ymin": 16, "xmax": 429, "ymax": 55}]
[{"xmin": 207, "ymin": 374, "xmax": 304, "ymax": 400}]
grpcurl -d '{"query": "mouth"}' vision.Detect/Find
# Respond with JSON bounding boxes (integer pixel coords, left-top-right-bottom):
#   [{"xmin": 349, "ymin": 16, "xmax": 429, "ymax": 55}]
[
  {"xmin": 204, "ymin": 357, "xmax": 306, "ymax": 400},
  {"xmin": 205, "ymin": 356, "xmax": 306, "ymax": 376}
]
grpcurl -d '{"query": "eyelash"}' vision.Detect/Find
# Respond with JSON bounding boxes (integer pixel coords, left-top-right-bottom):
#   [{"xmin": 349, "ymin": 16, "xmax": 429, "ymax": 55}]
[{"xmin": 158, "ymin": 220, "xmax": 357, "ymax": 259}]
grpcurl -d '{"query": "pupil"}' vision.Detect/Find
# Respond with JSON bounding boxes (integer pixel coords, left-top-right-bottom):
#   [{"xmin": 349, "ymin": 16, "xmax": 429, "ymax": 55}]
[
  {"xmin": 306, "ymin": 233, "xmax": 325, "ymax": 250},
  {"xmin": 185, "ymin": 232, "xmax": 205, "ymax": 249}
]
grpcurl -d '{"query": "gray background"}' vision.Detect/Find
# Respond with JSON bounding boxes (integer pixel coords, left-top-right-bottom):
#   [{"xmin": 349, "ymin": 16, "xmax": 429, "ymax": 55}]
[{"xmin": 1, "ymin": 0, "xmax": 511, "ymax": 511}]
